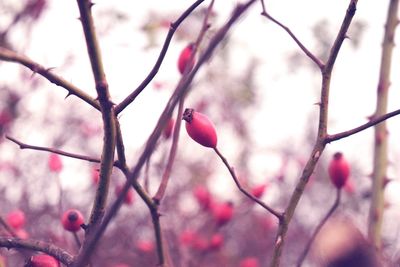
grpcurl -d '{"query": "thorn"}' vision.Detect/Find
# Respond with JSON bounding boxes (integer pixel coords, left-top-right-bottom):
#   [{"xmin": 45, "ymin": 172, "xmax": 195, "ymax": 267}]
[
  {"xmin": 313, "ymin": 102, "xmax": 321, "ymax": 106},
  {"xmin": 65, "ymin": 93, "xmax": 72, "ymax": 99},
  {"xmin": 89, "ymin": 1, "xmax": 95, "ymax": 8}
]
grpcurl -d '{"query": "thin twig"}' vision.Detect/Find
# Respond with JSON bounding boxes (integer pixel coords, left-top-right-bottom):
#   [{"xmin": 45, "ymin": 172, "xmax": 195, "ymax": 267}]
[
  {"xmin": 115, "ymin": 0, "xmax": 206, "ymax": 115},
  {"xmin": 214, "ymin": 147, "xmax": 282, "ymax": 218},
  {"xmin": 5, "ymin": 135, "xmax": 119, "ymax": 166},
  {"xmin": 296, "ymin": 189, "xmax": 341, "ymax": 267},
  {"xmin": 260, "ymin": 3, "xmax": 324, "ymax": 69},
  {"xmin": 0, "ymin": 46, "xmax": 100, "ymax": 110},
  {"xmin": 325, "ymin": 108, "xmax": 400, "ymax": 143}
]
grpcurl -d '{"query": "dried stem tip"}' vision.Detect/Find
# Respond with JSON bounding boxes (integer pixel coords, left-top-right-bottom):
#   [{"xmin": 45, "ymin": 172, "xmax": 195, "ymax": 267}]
[{"xmin": 182, "ymin": 108, "xmax": 194, "ymax": 123}]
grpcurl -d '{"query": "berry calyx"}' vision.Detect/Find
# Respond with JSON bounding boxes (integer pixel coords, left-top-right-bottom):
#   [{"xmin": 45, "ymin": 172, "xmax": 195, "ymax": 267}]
[
  {"xmin": 328, "ymin": 152, "xmax": 350, "ymax": 189},
  {"xmin": 177, "ymin": 43, "xmax": 195, "ymax": 74},
  {"xmin": 61, "ymin": 209, "xmax": 84, "ymax": 232},
  {"xmin": 182, "ymin": 108, "xmax": 217, "ymax": 148}
]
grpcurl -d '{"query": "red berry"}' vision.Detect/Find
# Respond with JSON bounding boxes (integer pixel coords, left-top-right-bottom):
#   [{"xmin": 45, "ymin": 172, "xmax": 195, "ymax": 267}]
[
  {"xmin": 136, "ymin": 240, "xmax": 154, "ymax": 253},
  {"xmin": 212, "ymin": 202, "xmax": 233, "ymax": 226},
  {"xmin": 177, "ymin": 43, "xmax": 195, "ymax": 74},
  {"xmin": 251, "ymin": 184, "xmax": 267, "ymax": 198},
  {"xmin": 182, "ymin": 108, "xmax": 217, "ymax": 148},
  {"xmin": 180, "ymin": 230, "xmax": 197, "ymax": 246},
  {"xmin": 15, "ymin": 228, "xmax": 29, "ymax": 239},
  {"xmin": 193, "ymin": 185, "xmax": 213, "ymax": 210},
  {"xmin": 115, "ymin": 185, "xmax": 135, "ymax": 205},
  {"xmin": 208, "ymin": 233, "xmax": 224, "ymax": 250},
  {"xmin": 91, "ymin": 167, "xmax": 100, "ymax": 184},
  {"xmin": 28, "ymin": 254, "xmax": 60, "ymax": 267},
  {"xmin": 48, "ymin": 154, "xmax": 63, "ymax": 173},
  {"xmin": 7, "ymin": 209, "xmax": 26, "ymax": 229},
  {"xmin": 61, "ymin": 209, "xmax": 84, "ymax": 232},
  {"xmin": 163, "ymin": 118, "xmax": 175, "ymax": 139},
  {"xmin": 328, "ymin": 152, "xmax": 350, "ymax": 189},
  {"xmin": 239, "ymin": 257, "xmax": 260, "ymax": 267}
]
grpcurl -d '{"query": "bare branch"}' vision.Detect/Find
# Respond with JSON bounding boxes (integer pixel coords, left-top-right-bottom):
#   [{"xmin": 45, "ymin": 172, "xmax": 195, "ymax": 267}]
[{"xmin": 0, "ymin": 46, "xmax": 100, "ymax": 110}]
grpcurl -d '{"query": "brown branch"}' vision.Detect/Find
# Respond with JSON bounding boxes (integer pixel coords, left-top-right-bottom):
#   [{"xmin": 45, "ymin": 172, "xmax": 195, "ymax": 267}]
[
  {"xmin": 76, "ymin": 0, "xmax": 116, "ymax": 233},
  {"xmin": 326, "ymin": 108, "xmax": 400, "ymax": 143},
  {"xmin": 5, "ymin": 135, "xmax": 119, "ymax": 166},
  {"xmin": 0, "ymin": 237, "xmax": 74, "ymax": 266},
  {"xmin": 115, "ymin": 0, "xmax": 206, "ymax": 115},
  {"xmin": 260, "ymin": 2, "xmax": 324, "ymax": 69},
  {"xmin": 296, "ymin": 189, "xmax": 341, "ymax": 267},
  {"xmin": 214, "ymin": 147, "xmax": 282, "ymax": 218},
  {"xmin": 71, "ymin": 2, "xmax": 257, "ymax": 266},
  {"xmin": 368, "ymin": 0, "xmax": 399, "ymax": 250},
  {"xmin": 269, "ymin": 2, "xmax": 358, "ymax": 266},
  {"xmin": 0, "ymin": 46, "xmax": 100, "ymax": 110}
]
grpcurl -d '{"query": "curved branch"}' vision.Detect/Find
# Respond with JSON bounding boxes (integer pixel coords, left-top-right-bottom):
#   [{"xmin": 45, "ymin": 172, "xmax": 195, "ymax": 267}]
[
  {"xmin": 0, "ymin": 47, "xmax": 100, "ymax": 110},
  {"xmin": 325, "ymin": 108, "xmax": 400, "ymax": 143},
  {"xmin": 115, "ymin": 0, "xmax": 206, "ymax": 114},
  {"xmin": 214, "ymin": 147, "xmax": 282, "ymax": 218},
  {"xmin": 0, "ymin": 237, "xmax": 74, "ymax": 266},
  {"xmin": 260, "ymin": 4, "xmax": 324, "ymax": 69}
]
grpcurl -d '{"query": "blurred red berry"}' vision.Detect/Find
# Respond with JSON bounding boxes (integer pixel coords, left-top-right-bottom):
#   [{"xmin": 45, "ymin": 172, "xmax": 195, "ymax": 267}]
[
  {"xmin": 177, "ymin": 43, "xmax": 195, "ymax": 74},
  {"xmin": 115, "ymin": 185, "xmax": 135, "ymax": 205},
  {"xmin": 48, "ymin": 154, "xmax": 63, "ymax": 173},
  {"xmin": 212, "ymin": 202, "xmax": 234, "ymax": 226},
  {"xmin": 7, "ymin": 209, "xmax": 26, "ymax": 229},
  {"xmin": 15, "ymin": 229, "xmax": 29, "ymax": 239},
  {"xmin": 239, "ymin": 257, "xmax": 260, "ymax": 267},
  {"xmin": 208, "ymin": 233, "xmax": 224, "ymax": 250},
  {"xmin": 61, "ymin": 209, "xmax": 84, "ymax": 232},
  {"xmin": 163, "ymin": 118, "xmax": 175, "ymax": 139},
  {"xmin": 180, "ymin": 230, "xmax": 197, "ymax": 246},
  {"xmin": 0, "ymin": 255, "xmax": 6, "ymax": 267},
  {"xmin": 251, "ymin": 184, "xmax": 267, "ymax": 198},
  {"xmin": 28, "ymin": 254, "xmax": 60, "ymax": 267},
  {"xmin": 136, "ymin": 240, "xmax": 154, "ymax": 253},
  {"xmin": 91, "ymin": 167, "xmax": 100, "ymax": 184},
  {"xmin": 182, "ymin": 108, "xmax": 217, "ymax": 148},
  {"xmin": 193, "ymin": 185, "xmax": 212, "ymax": 210},
  {"xmin": 328, "ymin": 152, "xmax": 350, "ymax": 189}
]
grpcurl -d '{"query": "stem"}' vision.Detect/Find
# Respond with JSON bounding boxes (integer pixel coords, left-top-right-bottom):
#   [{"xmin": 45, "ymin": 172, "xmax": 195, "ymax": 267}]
[
  {"xmin": 368, "ymin": 0, "xmax": 399, "ymax": 251},
  {"xmin": 115, "ymin": 0, "xmax": 206, "ymax": 114},
  {"xmin": 214, "ymin": 147, "xmax": 282, "ymax": 218},
  {"xmin": 296, "ymin": 189, "xmax": 341, "ymax": 267},
  {"xmin": 268, "ymin": 2, "xmax": 358, "ymax": 266}
]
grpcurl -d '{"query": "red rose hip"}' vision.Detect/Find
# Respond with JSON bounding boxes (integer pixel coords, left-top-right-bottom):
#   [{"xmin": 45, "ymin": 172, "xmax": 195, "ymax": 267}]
[
  {"xmin": 328, "ymin": 152, "xmax": 350, "ymax": 189},
  {"xmin": 182, "ymin": 108, "xmax": 217, "ymax": 148},
  {"xmin": 6, "ymin": 209, "xmax": 26, "ymax": 229},
  {"xmin": 177, "ymin": 43, "xmax": 195, "ymax": 74},
  {"xmin": 28, "ymin": 254, "xmax": 60, "ymax": 267},
  {"xmin": 61, "ymin": 209, "xmax": 84, "ymax": 232}
]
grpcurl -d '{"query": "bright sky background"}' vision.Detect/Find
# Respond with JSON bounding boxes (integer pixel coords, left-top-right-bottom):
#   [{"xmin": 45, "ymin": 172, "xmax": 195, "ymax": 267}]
[{"xmin": 2, "ymin": 0, "xmax": 400, "ymax": 219}]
